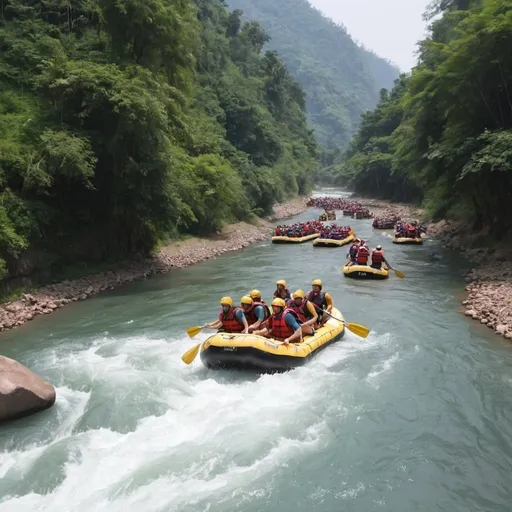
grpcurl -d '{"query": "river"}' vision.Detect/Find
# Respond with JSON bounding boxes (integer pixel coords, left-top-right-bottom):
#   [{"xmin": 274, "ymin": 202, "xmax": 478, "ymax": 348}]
[{"xmin": 1, "ymin": 190, "xmax": 512, "ymax": 512}]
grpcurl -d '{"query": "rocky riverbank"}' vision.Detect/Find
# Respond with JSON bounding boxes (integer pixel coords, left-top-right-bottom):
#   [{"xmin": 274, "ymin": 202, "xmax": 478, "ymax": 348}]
[
  {"xmin": 0, "ymin": 197, "xmax": 309, "ymax": 333},
  {"xmin": 427, "ymin": 219, "xmax": 512, "ymax": 340}
]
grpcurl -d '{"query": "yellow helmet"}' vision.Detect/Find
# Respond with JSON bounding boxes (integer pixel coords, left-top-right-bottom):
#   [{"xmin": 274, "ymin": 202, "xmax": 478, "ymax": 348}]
[
  {"xmin": 312, "ymin": 279, "xmax": 323, "ymax": 287},
  {"xmin": 271, "ymin": 298, "xmax": 286, "ymax": 308},
  {"xmin": 220, "ymin": 296, "xmax": 233, "ymax": 307},
  {"xmin": 241, "ymin": 295, "xmax": 253, "ymax": 306},
  {"xmin": 276, "ymin": 279, "xmax": 287, "ymax": 287},
  {"xmin": 250, "ymin": 289, "xmax": 262, "ymax": 299},
  {"xmin": 293, "ymin": 289, "xmax": 305, "ymax": 299}
]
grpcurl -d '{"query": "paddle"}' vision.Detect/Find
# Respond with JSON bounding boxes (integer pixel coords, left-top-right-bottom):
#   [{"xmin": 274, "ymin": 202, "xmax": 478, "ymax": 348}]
[
  {"xmin": 310, "ymin": 302, "xmax": 370, "ymax": 338},
  {"xmin": 386, "ymin": 266, "xmax": 405, "ymax": 279},
  {"xmin": 182, "ymin": 324, "xmax": 216, "ymax": 365},
  {"xmin": 186, "ymin": 324, "xmax": 206, "ymax": 339},
  {"xmin": 182, "ymin": 343, "xmax": 201, "ymax": 365}
]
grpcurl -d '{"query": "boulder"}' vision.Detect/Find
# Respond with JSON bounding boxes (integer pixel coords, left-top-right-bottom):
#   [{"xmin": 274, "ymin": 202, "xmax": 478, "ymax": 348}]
[{"xmin": 0, "ymin": 356, "xmax": 56, "ymax": 422}]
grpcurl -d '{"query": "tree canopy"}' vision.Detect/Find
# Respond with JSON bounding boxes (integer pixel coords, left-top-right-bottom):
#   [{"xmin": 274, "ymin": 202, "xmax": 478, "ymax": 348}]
[
  {"xmin": 333, "ymin": 0, "xmax": 512, "ymax": 239},
  {"xmin": 0, "ymin": 0, "xmax": 318, "ymax": 281}
]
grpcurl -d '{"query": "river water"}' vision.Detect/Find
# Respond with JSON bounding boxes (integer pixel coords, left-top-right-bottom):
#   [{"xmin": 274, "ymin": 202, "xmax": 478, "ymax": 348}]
[{"xmin": 1, "ymin": 190, "xmax": 512, "ymax": 511}]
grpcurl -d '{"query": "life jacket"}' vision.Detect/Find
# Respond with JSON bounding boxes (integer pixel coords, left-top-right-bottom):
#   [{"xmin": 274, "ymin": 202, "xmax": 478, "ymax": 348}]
[
  {"xmin": 287, "ymin": 298, "xmax": 318, "ymax": 326},
  {"xmin": 306, "ymin": 291, "xmax": 326, "ymax": 314},
  {"xmin": 349, "ymin": 243, "xmax": 359, "ymax": 258},
  {"xmin": 371, "ymin": 249, "xmax": 384, "ymax": 265},
  {"xmin": 269, "ymin": 308, "xmax": 298, "ymax": 341},
  {"xmin": 244, "ymin": 301, "xmax": 270, "ymax": 324},
  {"xmin": 274, "ymin": 288, "xmax": 291, "ymax": 300},
  {"xmin": 218, "ymin": 307, "xmax": 244, "ymax": 333},
  {"xmin": 357, "ymin": 246, "xmax": 370, "ymax": 264}
]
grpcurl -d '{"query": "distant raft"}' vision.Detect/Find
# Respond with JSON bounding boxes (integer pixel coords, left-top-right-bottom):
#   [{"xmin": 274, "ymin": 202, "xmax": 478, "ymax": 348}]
[
  {"xmin": 342, "ymin": 264, "xmax": 389, "ymax": 280},
  {"xmin": 271, "ymin": 233, "xmax": 320, "ymax": 244},
  {"xmin": 313, "ymin": 233, "xmax": 355, "ymax": 248},
  {"xmin": 200, "ymin": 307, "xmax": 346, "ymax": 372},
  {"xmin": 392, "ymin": 237, "xmax": 423, "ymax": 245}
]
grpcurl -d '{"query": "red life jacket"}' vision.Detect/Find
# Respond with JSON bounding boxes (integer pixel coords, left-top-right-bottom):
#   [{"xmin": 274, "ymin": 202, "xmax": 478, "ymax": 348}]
[
  {"xmin": 287, "ymin": 299, "xmax": 318, "ymax": 326},
  {"xmin": 244, "ymin": 301, "xmax": 270, "ymax": 325},
  {"xmin": 357, "ymin": 246, "xmax": 370, "ymax": 264},
  {"xmin": 254, "ymin": 299, "xmax": 271, "ymax": 319},
  {"xmin": 218, "ymin": 307, "xmax": 244, "ymax": 333},
  {"xmin": 371, "ymin": 249, "xmax": 384, "ymax": 265},
  {"xmin": 269, "ymin": 308, "xmax": 298, "ymax": 341}
]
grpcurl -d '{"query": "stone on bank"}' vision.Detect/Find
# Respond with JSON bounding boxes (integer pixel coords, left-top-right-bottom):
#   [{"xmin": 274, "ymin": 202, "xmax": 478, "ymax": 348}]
[{"xmin": 0, "ymin": 355, "xmax": 56, "ymax": 422}]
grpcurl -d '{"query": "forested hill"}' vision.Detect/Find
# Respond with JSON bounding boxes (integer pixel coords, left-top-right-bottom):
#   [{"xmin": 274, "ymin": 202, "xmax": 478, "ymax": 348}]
[
  {"xmin": 227, "ymin": 0, "xmax": 400, "ymax": 148},
  {"xmin": 338, "ymin": 0, "xmax": 512, "ymax": 239},
  {"xmin": 0, "ymin": 0, "xmax": 316, "ymax": 284}
]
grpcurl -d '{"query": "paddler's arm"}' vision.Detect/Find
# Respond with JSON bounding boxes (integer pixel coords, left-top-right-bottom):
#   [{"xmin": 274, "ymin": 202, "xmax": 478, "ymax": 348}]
[
  {"xmin": 324, "ymin": 292, "xmax": 334, "ymax": 313},
  {"xmin": 235, "ymin": 308, "xmax": 249, "ymax": 334},
  {"xmin": 303, "ymin": 301, "xmax": 318, "ymax": 327},
  {"xmin": 383, "ymin": 256, "xmax": 393, "ymax": 270},
  {"xmin": 247, "ymin": 305, "xmax": 265, "ymax": 332},
  {"xmin": 204, "ymin": 319, "xmax": 222, "ymax": 329},
  {"xmin": 283, "ymin": 313, "xmax": 302, "ymax": 345}
]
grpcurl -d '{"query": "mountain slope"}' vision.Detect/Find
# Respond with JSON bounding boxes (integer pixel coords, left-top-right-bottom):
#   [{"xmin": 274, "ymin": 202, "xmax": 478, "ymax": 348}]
[{"xmin": 226, "ymin": 0, "xmax": 400, "ymax": 148}]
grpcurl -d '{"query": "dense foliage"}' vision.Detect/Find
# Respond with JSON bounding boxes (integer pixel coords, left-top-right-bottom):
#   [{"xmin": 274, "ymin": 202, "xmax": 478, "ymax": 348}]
[
  {"xmin": 227, "ymin": 0, "xmax": 399, "ymax": 148},
  {"xmin": 0, "ymin": 0, "xmax": 317, "ymax": 281},
  {"xmin": 336, "ymin": 0, "xmax": 512, "ymax": 238}
]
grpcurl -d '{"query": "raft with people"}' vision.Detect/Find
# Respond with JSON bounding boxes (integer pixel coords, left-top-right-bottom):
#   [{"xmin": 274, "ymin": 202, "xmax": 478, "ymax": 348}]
[
  {"xmin": 182, "ymin": 280, "xmax": 370, "ymax": 373},
  {"xmin": 272, "ymin": 221, "xmax": 323, "ymax": 244},
  {"xmin": 342, "ymin": 264, "xmax": 389, "ymax": 280},
  {"xmin": 393, "ymin": 220, "xmax": 425, "ymax": 244},
  {"xmin": 313, "ymin": 226, "xmax": 355, "ymax": 248},
  {"xmin": 199, "ymin": 307, "xmax": 346, "ymax": 372}
]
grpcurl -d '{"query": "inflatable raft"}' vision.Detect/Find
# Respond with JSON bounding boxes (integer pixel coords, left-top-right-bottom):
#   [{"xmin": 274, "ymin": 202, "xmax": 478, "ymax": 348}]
[
  {"xmin": 313, "ymin": 233, "xmax": 355, "ymax": 248},
  {"xmin": 392, "ymin": 236, "xmax": 423, "ymax": 245},
  {"xmin": 200, "ymin": 308, "xmax": 346, "ymax": 372},
  {"xmin": 272, "ymin": 233, "xmax": 320, "ymax": 244},
  {"xmin": 343, "ymin": 264, "xmax": 389, "ymax": 280}
]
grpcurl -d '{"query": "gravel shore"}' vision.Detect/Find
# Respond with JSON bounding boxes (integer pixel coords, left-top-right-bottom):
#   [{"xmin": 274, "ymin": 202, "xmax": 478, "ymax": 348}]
[{"xmin": 0, "ymin": 197, "xmax": 309, "ymax": 332}]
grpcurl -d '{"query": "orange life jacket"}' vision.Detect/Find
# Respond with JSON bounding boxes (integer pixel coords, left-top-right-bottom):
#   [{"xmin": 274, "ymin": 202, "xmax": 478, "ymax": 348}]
[
  {"xmin": 269, "ymin": 309, "xmax": 298, "ymax": 340},
  {"xmin": 218, "ymin": 307, "xmax": 244, "ymax": 333}
]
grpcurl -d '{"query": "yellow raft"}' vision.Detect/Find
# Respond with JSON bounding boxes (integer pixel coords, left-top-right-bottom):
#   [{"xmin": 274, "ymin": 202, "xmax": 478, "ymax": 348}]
[
  {"xmin": 343, "ymin": 264, "xmax": 389, "ymax": 280},
  {"xmin": 271, "ymin": 233, "xmax": 320, "ymax": 244},
  {"xmin": 200, "ymin": 308, "xmax": 346, "ymax": 372},
  {"xmin": 313, "ymin": 233, "xmax": 355, "ymax": 248},
  {"xmin": 392, "ymin": 236, "xmax": 423, "ymax": 245}
]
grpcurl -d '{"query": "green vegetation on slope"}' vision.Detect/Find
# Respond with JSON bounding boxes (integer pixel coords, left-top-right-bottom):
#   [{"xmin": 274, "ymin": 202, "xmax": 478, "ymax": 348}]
[
  {"xmin": 227, "ymin": 0, "xmax": 400, "ymax": 148},
  {"xmin": 336, "ymin": 0, "xmax": 512, "ymax": 239},
  {"xmin": 0, "ymin": 0, "xmax": 317, "ymax": 284}
]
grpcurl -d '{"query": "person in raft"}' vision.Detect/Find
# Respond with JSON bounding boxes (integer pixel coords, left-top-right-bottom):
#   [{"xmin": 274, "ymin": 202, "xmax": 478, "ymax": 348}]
[
  {"xmin": 287, "ymin": 289, "xmax": 319, "ymax": 329},
  {"xmin": 356, "ymin": 240, "xmax": 370, "ymax": 266},
  {"xmin": 204, "ymin": 296, "xmax": 249, "ymax": 334},
  {"xmin": 241, "ymin": 293, "xmax": 270, "ymax": 333},
  {"xmin": 306, "ymin": 279, "xmax": 333, "ymax": 327},
  {"xmin": 254, "ymin": 298, "xmax": 313, "ymax": 346},
  {"xmin": 371, "ymin": 244, "xmax": 393, "ymax": 270},
  {"xmin": 274, "ymin": 279, "xmax": 291, "ymax": 301},
  {"xmin": 346, "ymin": 238, "xmax": 361, "ymax": 266}
]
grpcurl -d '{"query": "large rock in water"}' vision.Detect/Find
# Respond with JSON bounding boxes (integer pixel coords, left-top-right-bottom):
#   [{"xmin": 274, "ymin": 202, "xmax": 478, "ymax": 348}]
[{"xmin": 0, "ymin": 355, "xmax": 56, "ymax": 422}]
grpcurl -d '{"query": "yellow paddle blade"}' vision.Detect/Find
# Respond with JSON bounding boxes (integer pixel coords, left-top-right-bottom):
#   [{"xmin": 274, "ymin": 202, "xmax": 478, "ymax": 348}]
[
  {"xmin": 346, "ymin": 322, "xmax": 370, "ymax": 339},
  {"xmin": 394, "ymin": 270, "xmax": 405, "ymax": 279},
  {"xmin": 186, "ymin": 326, "xmax": 202, "ymax": 338},
  {"xmin": 181, "ymin": 343, "xmax": 201, "ymax": 365}
]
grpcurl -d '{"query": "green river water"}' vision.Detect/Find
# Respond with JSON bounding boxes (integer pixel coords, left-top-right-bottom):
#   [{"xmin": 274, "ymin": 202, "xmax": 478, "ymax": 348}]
[{"xmin": 1, "ymin": 190, "xmax": 512, "ymax": 511}]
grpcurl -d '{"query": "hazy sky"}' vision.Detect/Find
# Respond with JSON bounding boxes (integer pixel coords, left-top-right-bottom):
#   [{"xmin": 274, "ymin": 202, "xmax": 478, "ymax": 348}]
[{"xmin": 309, "ymin": 0, "xmax": 430, "ymax": 71}]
